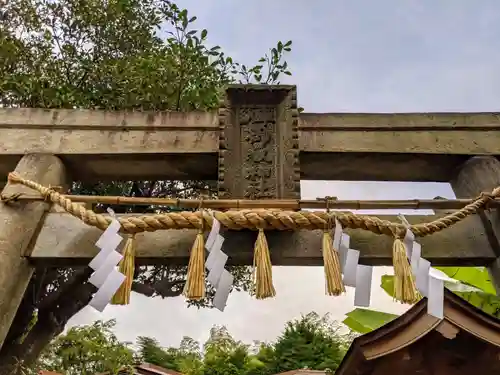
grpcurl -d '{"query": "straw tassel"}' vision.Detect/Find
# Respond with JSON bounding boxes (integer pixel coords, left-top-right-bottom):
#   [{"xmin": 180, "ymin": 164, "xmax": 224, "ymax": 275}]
[
  {"xmin": 392, "ymin": 238, "xmax": 419, "ymax": 304},
  {"xmin": 111, "ymin": 235, "xmax": 136, "ymax": 305},
  {"xmin": 253, "ymin": 229, "xmax": 276, "ymax": 299},
  {"xmin": 183, "ymin": 229, "xmax": 206, "ymax": 300},
  {"xmin": 322, "ymin": 230, "xmax": 345, "ymax": 296}
]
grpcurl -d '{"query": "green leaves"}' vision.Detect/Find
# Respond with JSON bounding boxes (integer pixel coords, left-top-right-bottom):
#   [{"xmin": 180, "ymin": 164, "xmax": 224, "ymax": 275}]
[
  {"xmin": 455, "ymin": 290, "xmax": 500, "ymax": 317},
  {"xmin": 344, "ymin": 266, "xmax": 500, "ymax": 336},
  {"xmin": 269, "ymin": 312, "xmax": 353, "ymax": 374},
  {"xmin": 382, "ymin": 269, "xmax": 500, "ymax": 318},
  {"xmin": 136, "ymin": 313, "xmax": 354, "ymax": 375},
  {"xmin": 381, "ymin": 267, "xmax": 496, "ymax": 299},
  {"xmin": 342, "ymin": 309, "xmax": 398, "ymax": 334},
  {"xmin": 34, "ymin": 314, "xmax": 355, "ymax": 375},
  {"xmin": 237, "ymin": 40, "xmax": 294, "ymax": 84},
  {"xmin": 138, "ymin": 336, "xmax": 204, "ymax": 375},
  {"xmin": 435, "ymin": 267, "xmax": 500, "ymax": 317},
  {"xmin": 34, "ymin": 320, "xmax": 135, "ymax": 375},
  {"xmin": 435, "ymin": 267, "xmax": 496, "ymax": 295},
  {"xmin": 1, "ymin": 0, "xmax": 295, "ymax": 110},
  {"xmin": 380, "ymin": 274, "xmax": 396, "ymax": 298}
]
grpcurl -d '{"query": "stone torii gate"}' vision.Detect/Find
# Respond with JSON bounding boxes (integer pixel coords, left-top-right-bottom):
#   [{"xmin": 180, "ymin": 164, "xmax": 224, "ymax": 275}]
[{"xmin": 0, "ymin": 84, "xmax": 499, "ymax": 350}]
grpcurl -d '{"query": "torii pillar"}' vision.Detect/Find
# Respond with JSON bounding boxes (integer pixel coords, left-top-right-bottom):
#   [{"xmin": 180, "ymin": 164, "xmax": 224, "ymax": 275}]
[
  {"xmin": 0, "ymin": 154, "xmax": 68, "ymax": 350},
  {"xmin": 451, "ymin": 156, "xmax": 500, "ymax": 293}
]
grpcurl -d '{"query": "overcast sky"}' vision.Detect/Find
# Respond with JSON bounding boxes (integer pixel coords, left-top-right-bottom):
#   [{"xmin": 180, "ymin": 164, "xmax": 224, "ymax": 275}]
[{"xmin": 68, "ymin": 0, "xmax": 498, "ymax": 348}]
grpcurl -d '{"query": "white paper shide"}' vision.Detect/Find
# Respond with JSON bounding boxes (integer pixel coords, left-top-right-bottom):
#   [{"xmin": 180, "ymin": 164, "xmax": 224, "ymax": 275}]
[
  {"xmin": 205, "ymin": 212, "xmax": 233, "ymax": 312},
  {"xmin": 88, "ymin": 208, "xmax": 126, "ymax": 312},
  {"xmin": 400, "ymin": 214, "xmax": 445, "ymax": 320},
  {"xmin": 333, "ymin": 218, "xmax": 373, "ymax": 307}
]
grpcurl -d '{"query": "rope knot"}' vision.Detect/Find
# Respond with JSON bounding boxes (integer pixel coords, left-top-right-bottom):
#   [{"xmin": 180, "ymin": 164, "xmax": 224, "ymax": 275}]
[
  {"xmin": 394, "ymin": 214, "xmax": 411, "ymax": 239},
  {"xmin": 7, "ymin": 172, "xmax": 22, "ymax": 184},
  {"xmin": 492, "ymin": 187, "xmax": 500, "ymax": 198},
  {"xmin": 479, "ymin": 191, "xmax": 496, "ymax": 210},
  {"xmin": 41, "ymin": 186, "xmax": 56, "ymax": 202},
  {"xmin": 0, "ymin": 193, "xmax": 22, "ymax": 204},
  {"xmin": 480, "ymin": 191, "xmax": 495, "ymax": 201}
]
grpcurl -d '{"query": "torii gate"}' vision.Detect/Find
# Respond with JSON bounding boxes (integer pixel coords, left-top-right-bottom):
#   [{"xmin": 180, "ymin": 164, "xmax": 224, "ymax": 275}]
[{"xmin": 0, "ymin": 84, "xmax": 499, "ymax": 350}]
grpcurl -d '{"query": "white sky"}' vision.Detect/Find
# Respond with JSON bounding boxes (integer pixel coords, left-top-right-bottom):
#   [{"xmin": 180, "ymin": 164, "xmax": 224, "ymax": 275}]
[{"xmin": 68, "ymin": 0, "xmax": 499, "ymax": 348}]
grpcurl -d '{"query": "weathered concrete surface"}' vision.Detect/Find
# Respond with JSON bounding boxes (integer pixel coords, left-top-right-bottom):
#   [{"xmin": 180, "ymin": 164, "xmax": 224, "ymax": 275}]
[
  {"xmin": 300, "ymin": 152, "xmax": 470, "ymax": 182},
  {"xmin": 0, "ymin": 154, "xmax": 68, "ymax": 350},
  {"xmin": 299, "ymin": 112, "xmax": 500, "ymax": 181},
  {"xmin": 29, "ymin": 212, "xmax": 495, "ymax": 267},
  {"xmin": 0, "ymin": 108, "xmax": 218, "ymax": 181},
  {"xmin": 217, "ymin": 86, "xmax": 301, "ymax": 199},
  {"xmin": 450, "ymin": 156, "xmax": 500, "ymax": 293},
  {"xmin": 2, "ymin": 109, "xmax": 500, "ymax": 182},
  {"xmin": 299, "ymin": 112, "xmax": 500, "ymax": 130}
]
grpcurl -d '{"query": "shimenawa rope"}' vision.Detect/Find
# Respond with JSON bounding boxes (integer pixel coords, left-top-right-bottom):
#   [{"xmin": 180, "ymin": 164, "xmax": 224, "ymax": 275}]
[
  {"xmin": 7, "ymin": 173, "xmax": 500, "ymax": 237},
  {"xmin": 6, "ymin": 172, "xmax": 500, "ymax": 304}
]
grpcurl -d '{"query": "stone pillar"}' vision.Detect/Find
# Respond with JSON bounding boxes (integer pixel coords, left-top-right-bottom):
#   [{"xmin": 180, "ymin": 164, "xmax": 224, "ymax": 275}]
[
  {"xmin": 0, "ymin": 154, "xmax": 68, "ymax": 349},
  {"xmin": 450, "ymin": 156, "xmax": 500, "ymax": 292},
  {"xmin": 217, "ymin": 84, "xmax": 301, "ymax": 199}
]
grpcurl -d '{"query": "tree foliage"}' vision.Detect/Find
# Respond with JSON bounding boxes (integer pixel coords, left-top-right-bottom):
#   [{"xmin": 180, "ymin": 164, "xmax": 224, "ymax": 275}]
[
  {"xmin": 31, "ymin": 314, "xmax": 353, "ymax": 374},
  {"xmin": 137, "ymin": 313, "xmax": 353, "ymax": 375},
  {"xmin": 0, "ymin": 0, "xmax": 294, "ymax": 371},
  {"xmin": 267, "ymin": 313, "xmax": 353, "ymax": 374},
  {"xmin": 32, "ymin": 320, "xmax": 135, "ymax": 375},
  {"xmin": 0, "ymin": 0, "xmax": 293, "ymax": 109},
  {"xmin": 137, "ymin": 336, "xmax": 203, "ymax": 375},
  {"xmin": 201, "ymin": 326, "xmax": 265, "ymax": 375},
  {"xmin": 342, "ymin": 308, "xmax": 398, "ymax": 335}
]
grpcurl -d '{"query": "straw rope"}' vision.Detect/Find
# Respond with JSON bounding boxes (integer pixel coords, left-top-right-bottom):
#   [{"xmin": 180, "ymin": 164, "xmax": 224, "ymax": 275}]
[{"xmin": 6, "ymin": 172, "xmax": 500, "ymax": 238}]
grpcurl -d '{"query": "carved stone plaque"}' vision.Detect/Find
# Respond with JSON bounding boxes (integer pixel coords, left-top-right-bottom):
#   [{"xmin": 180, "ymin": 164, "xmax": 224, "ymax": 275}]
[{"xmin": 217, "ymin": 85, "xmax": 300, "ymax": 200}]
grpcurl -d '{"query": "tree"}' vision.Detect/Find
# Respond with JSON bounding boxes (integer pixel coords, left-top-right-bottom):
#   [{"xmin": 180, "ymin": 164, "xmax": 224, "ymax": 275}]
[
  {"xmin": 138, "ymin": 326, "xmax": 266, "ymax": 375},
  {"xmin": 32, "ymin": 314, "xmax": 353, "ymax": 374},
  {"xmin": 0, "ymin": 0, "xmax": 294, "ymax": 371},
  {"xmin": 137, "ymin": 336, "xmax": 203, "ymax": 375},
  {"xmin": 267, "ymin": 312, "xmax": 353, "ymax": 374},
  {"xmin": 31, "ymin": 320, "xmax": 135, "ymax": 375},
  {"xmin": 202, "ymin": 326, "xmax": 266, "ymax": 375},
  {"xmin": 138, "ymin": 314, "xmax": 354, "ymax": 375}
]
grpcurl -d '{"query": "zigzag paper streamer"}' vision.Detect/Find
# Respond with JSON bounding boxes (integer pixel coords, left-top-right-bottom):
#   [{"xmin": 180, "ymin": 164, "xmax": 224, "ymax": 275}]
[
  {"xmin": 205, "ymin": 212, "xmax": 233, "ymax": 311},
  {"xmin": 88, "ymin": 208, "xmax": 126, "ymax": 312},
  {"xmin": 400, "ymin": 215, "xmax": 444, "ymax": 319},
  {"xmin": 333, "ymin": 218, "xmax": 373, "ymax": 306}
]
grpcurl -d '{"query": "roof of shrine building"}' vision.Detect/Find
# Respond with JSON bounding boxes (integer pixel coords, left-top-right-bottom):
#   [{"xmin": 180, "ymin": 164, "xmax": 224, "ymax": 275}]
[
  {"xmin": 122, "ymin": 364, "xmax": 184, "ymax": 375},
  {"xmin": 335, "ymin": 289, "xmax": 500, "ymax": 375},
  {"xmin": 116, "ymin": 364, "xmax": 184, "ymax": 375}
]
